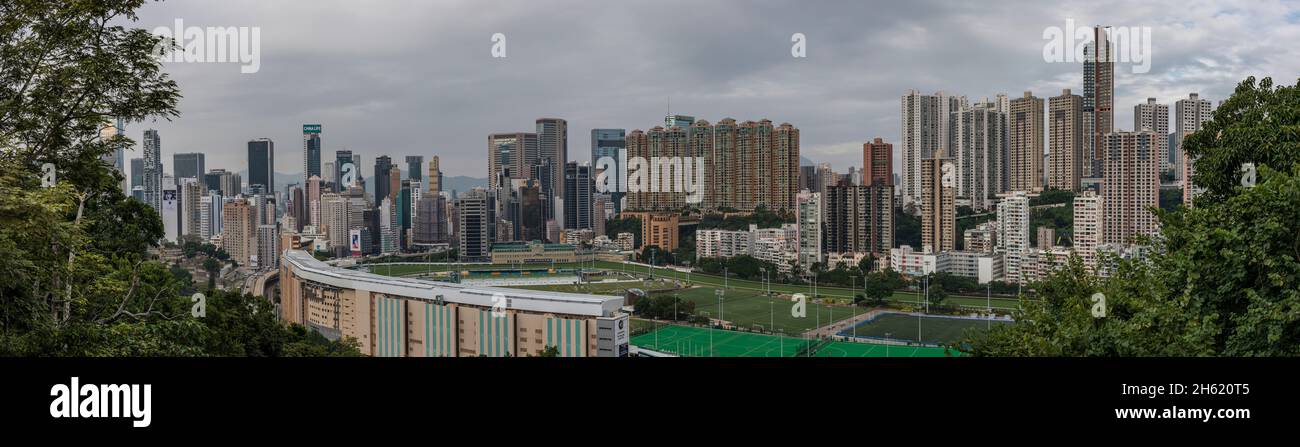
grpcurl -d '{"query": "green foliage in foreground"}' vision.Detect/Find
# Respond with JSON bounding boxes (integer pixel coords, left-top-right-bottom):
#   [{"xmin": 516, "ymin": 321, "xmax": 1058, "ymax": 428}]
[{"xmin": 964, "ymin": 77, "xmax": 1300, "ymax": 357}]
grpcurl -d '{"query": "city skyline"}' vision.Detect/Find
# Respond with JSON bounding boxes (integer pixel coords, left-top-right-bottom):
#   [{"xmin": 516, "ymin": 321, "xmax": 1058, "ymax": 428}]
[{"xmin": 124, "ymin": 0, "xmax": 1300, "ymax": 181}]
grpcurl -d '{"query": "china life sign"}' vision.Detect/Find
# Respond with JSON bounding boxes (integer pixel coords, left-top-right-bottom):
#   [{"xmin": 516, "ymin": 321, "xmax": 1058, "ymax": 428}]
[{"xmin": 303, "ymin": 124, "xmax": 321, "ymax": 134}]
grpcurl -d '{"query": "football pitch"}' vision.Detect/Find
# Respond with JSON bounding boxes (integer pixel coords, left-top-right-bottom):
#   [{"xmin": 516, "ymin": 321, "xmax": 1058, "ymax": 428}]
[
  {"xmin": 839, "ymin": 312, "xmax": 1013, "ymax": 345},
  {"xmin": 631, "ymin": 324, "xmax": 957, "ymax": 357},
  {"xmin": 667, "ymin": 287, "xmax": 864, "ymax": 334}
]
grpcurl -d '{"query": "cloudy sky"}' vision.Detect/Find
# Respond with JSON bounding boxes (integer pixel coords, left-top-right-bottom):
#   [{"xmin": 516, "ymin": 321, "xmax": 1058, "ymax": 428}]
[{"xmin": 130, "ymin": 0, "xmax": 1300, "ymax": 182}]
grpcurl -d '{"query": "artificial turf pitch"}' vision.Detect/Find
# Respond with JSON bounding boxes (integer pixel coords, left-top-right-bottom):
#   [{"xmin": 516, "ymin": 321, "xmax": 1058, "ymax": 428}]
[{"xmin": 631, "ymin": 324, "xmax": 955, "ymax": 357}]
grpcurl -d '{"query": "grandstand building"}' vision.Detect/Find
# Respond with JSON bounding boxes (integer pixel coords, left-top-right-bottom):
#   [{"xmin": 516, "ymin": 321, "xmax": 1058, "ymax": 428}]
[{"xmin": 280, "ymin": 250, "xmax": 629, "ymax": 357}]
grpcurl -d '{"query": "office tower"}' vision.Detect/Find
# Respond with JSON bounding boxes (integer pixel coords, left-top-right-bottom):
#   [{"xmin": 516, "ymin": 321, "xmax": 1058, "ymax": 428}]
[
  {"xmin": 322, "ymin": 160, "xmax": 335, "ymax": 185},
  {"xmin": 161, "ymin": 175, "xmax": 179, "ymax": 242},
  {"xmin": 920, "ymin": 149, "xmax": 955, "ymax": 253},
  {"xmin": 563, "ymin": 162, "xmax": 592, "ymax": 230},
  {"xmin": 306, "ymin": 176, "xmax": 321, "ymax": 228},
  {"xmin": 665, "ymin": 114, "xmax": 695, "ymax": 129},
  {"xmin": 536, "ymin": 118, "xmax": 568, "ymax": 203},
  {"xmin": 288, "ymin": 185, "xmax": 305, "ymax": 232},
  {"xmin": 247, "ymin": 138, "xmax": 274, "ymax": 195},
  {"xmin": 1048, "ymin": 89, "xmax": 1084, "ymax": 192},
  {"xmin": 222, "ymin": 199, "xmax": 256, "ymax": 267},
  {"xmin": 379, "ymin": 197, "xmax": 397, "ymax": 254},
  {"xmin": 824, "ymin": 180, "xmax": 893, "ymax": 257},
  {"xmin": 863, "ymin": 137, "xmax": 893, "ymax": 187},
  {"xmin": 796, "ymin": 191, "xmax": 824, "ymax": 268},
  {"xmin": 414, "ymin": 195, "xmax": 448, "ymax": 245},
  {"xmin": 591, "ymin": 128, "xmax": 626, "ymax": 213},
  {"xmin": 142, "ymin": 129, "xmax": 163, "ymax": 210},
  {"xmin": 428, "ymin": 156, "xmax": 443, "ymax": 195},
  {"xmin": 519, "ymin": 180, "xmax": 546, "ymax": 242},
  {"xmin": 901, "ymin": 90, "xmax": 965, "ymax": 210},
  {"xmin": 334, "ymin": 150, "xmax": 354, "ymax": 191},
  {"xmin": 1176, "ymin": 93, "xmax": 1215, "ymax": 205},
  {"xmin": 1134, "ymin": 98, "xmax": 1170, "ymax": 173},
  {"xmin": 130, "ymin": 158, "xmax": 145, "ymax": 190},
  {"xmin": 198, "ymin": 193, "xmax": 216, "ymax": 241},
  {"xmin": 180, "ymin": 178, "xmax": 203, "ymax": 239},
  {"xmin": 409, "ymin": 180, "xmax": 422, "ymax": 233},
  {"xmin": 97, "ymin": 119, "xmax": 129, "ymax": 197},
  {"xmin": 1103, "ymin": 131, "xmax": 1162, "ymax": 245},
  {"xmin": 205, "ymin": 169, "xmax": 239, "ymax": 198},
  {"xmin": 799, "ymin": 165, "xmax": 817, "ymax": 193},
  {"xmin": 456, "ymin": 191, "xmax": 490, "ymax": 261},
  {"xmin": 405, "ymin": 155, "xmax": 424, "ymax": 183},
  {"xmin": 398, "ymin": 180, "xmax": 412, "ymax": 249},
  {"xmin": 1073, "ymin": 191, "xmax": 1104, "ymax": 271},
  {"xmin": 997, "ymin": 192, "xmax": 1030, "ymax": 284},
  {"xmin": 303, "ymin": 124, "xmax": 322, "ymax": 185},
  {"xmin": 173, "ymin": 153, "xmax": 205, "ymax": 180},
  {"xmin": 954, "ymin": 100, "xmax": 1008, "ymax": 211},
  {"xmin": 374, "ymin": 155, "xmax": 394, "ymax": 204},
  {"xmin": 1083, "ymin": 25, "xmax": 1114, "ymax": 178},
  {"xmin": 1009, "ymin": 91, "xmax": 1045, "ymax": 192},
  {"xmin": 487, "ymin": 132, "xmax": 538, "ymax": 187}
]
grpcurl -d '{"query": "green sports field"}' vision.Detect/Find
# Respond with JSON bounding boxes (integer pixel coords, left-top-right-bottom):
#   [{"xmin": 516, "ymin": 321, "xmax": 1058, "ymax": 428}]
[
  {"xmin": 631, "ymin": 324, "xmax": 814, "ymax": 357},
  {"xmin": 839, "ymin": 312, "xmax": 1013, "ymax": 345},
  {"xmin": 666, "ymin": 286, "xmax": 864, "ymax": 334},
  {"xmin": 631, "ymin": 324, "xmax": 956, "ymax": 357}
]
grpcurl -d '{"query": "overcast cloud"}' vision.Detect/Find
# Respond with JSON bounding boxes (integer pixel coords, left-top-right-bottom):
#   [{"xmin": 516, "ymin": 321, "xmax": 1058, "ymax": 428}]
[{"xmin": 129, "ymin": 0, "xmax": 1300, "ymax": 182}]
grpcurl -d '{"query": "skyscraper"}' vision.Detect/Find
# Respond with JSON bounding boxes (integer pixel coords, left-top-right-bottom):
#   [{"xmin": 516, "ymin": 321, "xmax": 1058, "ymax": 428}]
[
  {"xmin": 901, "ymin": 90, "xmax": 966, "ymax": 211},
  {"xmin": 487, "ymin": 132, "xmax": 538, "ymax": 187},
  {"xmin": 142, "ymin": 129, "xmax": 163, "ymax": 210},
  {"xmin": 374, "ymin": 155, "xmax": 393, "ymax": 204},
  {"xmin": 130, "ymin": 158, "xmax": 144, "ymax": 190},
  {"xmin": 1134, "ymin": 98, "xmax": 1170, "ymax": 174},
  {"xmin": 665, "ymin": 114, "xmax": 695, "ymax": 129},
  {"xmin": 953, "ymin": 100, "xmax": 1007, "ymax": 211},
  {"xmin": 1073, "ymin": 191, "xmax": 1104, "ymax": 271},
  {"xmin": 335, "ymin": 150, "xmax": 354, "ymax": 192},
  {"xmin": 536, "ymin": 118, "xmax": 568, "ymax": 204},
  {"xmin": 863, "ymin": 137, "xmax": 893, "ymax": 187},
  {"xmin": 824, "ymin": 181, "xmax": 892, "ymax": 257},
  {"xmin": 563, "ymin": 162, "xmax": 592, "ymax": 230},
  {"xmin": 1176, "ymin": 93, "xmax": 1215, "ymax": 205},
  {"xmin": 1083, "ymin": 25, "xmax": 1114, "ymax": 178},
  {"xmin": 428, "ymin": 155, "xmax": 443, "ymax": 195},
  {"xmin": 1009, "ymin": 91, "xmax": 1045, "ymax": 192},
  {"xmin": 796, "ymin": 191, "xmax": 823, "ymax": 268},
  {"xmin": 247, "ymin": 138, "xmax": 275, "ymax": 195},
  {"xmin": 1048, "ymin": 89, "xmax": 1084, "ymax": 192},
  {"xmin": 921, "ymin": 149, "xmax": 955, "ymax": 253},
  {"xmin": 173, "ymin": 153, "xmax": 205, "ymax": 181},
  {"xmin": 303, "ymin": 124, "xmax": 322, "ymax": 185},
  {"xmin": 456, "ymin": 190, "xmax": 490, "ymax": 262},
  {"xmin": 1103, "ymin": 131, "xmax": 1162, "ymax": 245},
  {"xmin": 307, "ymin": 175, "xmax": 321, "ymax": 229},
  {"xmin": 222, "ymin": 199, "xmax": 256, "ymax": 267},
  {"xmin": 591, "ymin": 128, "xmax": 626, "ymax": 213},
  {"xmin": 997, "ymin": 192, "xmax": 1030, "ymax": 284},
  {"xmin": 405, "ymin": 155, "xmax": 424, "ymax": 182}
]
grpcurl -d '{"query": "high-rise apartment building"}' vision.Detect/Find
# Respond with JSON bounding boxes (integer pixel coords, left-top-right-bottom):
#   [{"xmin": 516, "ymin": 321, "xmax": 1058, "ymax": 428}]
[
  {"xmin": 1176, "ymin": 93, "xmax": 1215, "ymax": 205},
  {"xmin": 1073, "ymin": 191, "xmax": 1104, "ymax": 271},
  {"xmin": 901, "ymin": 90, "xmax": 965, "ymax": 210},
  {"xmin": 953, "ymin": 100, "xmax": 1007, "ymax": 211},
  {"xmin": 997, "ymin": 191, "xmax": 1030, "ymax": 284},
  {"xmin": 256, "ymin": 224, "xmax": 279, "ymax": 269},
  {"xmin": 1134, "ymin": 98, "xmax": 1170, "ymax": 173},
  {"xmin": 1048, "ymin": 89, "xmax": 1084, "ymax": 192},
  {"xmin": 142, "ymin": 129, "xmax": 163, "ymax": 210},
  {"xmin": 920, "ymin": 149, "xmax": 956, "ymax": 253},
  {"xmin": 591, "ymin": 128, "xmax": 626, "ymax": 213},
  {"xmin": 796, "ymin": 191, "xmax": 823, "ymax": 268},
  {"xmin": 824, "ymin": 182, "xmax": 892, "ymax": 257},
  {"xmin": 863, "ymin": 138, "xmax": 893, "ymax": 188},
  {"xmin": 1102, "ymin": 131, "xmax": 1162, "ymax": 245},
  {"xmin": 222, "ymin": 199, "xmax": 257, "ymax": 267},
  {"xmin": 1083, "ymin": 26, "xmax": 1114, "ymax": 178},
  {"xmin": 1009, "ymin": 91, "xmax": 1045, "ymax": 192}
]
